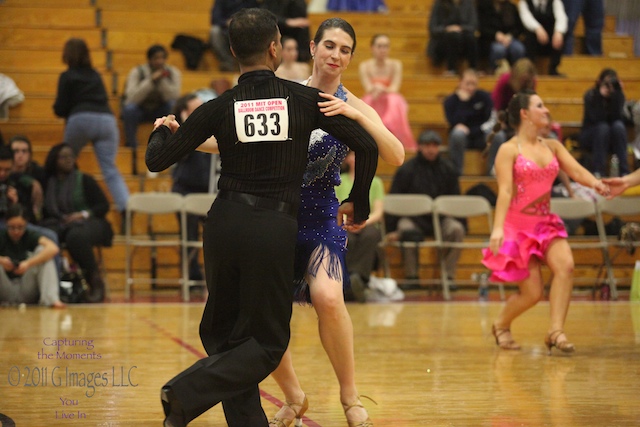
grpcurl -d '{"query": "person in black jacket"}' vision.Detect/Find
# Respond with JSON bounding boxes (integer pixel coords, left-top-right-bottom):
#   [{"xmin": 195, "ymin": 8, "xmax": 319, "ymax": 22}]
[
  {"xmin": 53, "ymin": 38, "xmax": 129, "ymax": 219},
  {"xmin": 477, "ymin": 0, "xmax": 526, "ymax": 72},
  {"xmin": 259, "ymin": 0, "xmax": 311, "ymax": 62},
  {"xmin": 580, "ymin": 68, "xmax": 630, "ymax": 177},
  {"xmin": 427, "ymin": 0, "xmax": 479, "ymax": 75},
  {"xmin": 147, "ymin": 8, "xmax": 378, "ymax": 427},
  {"xmin": 443, "ymin": 68, "xmax": 494, "ymax": 175},
  {"xmin": 518, "ymin": 0, "xmax": 567, "ymax": 75},
  {"xmin": 387, "ymin": 130, "xmax": 465, "ymax": 283},
  {"xmin": 170, "ymin": 93, "xmax": 212, "ymax": 283},
  {"xmin": 42, "ymin": 143, "xmax": 114, "ymax": 303}
]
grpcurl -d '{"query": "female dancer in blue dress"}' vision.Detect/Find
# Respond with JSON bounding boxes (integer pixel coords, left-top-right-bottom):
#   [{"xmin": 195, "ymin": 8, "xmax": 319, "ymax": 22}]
[
  {"xmin": 268, "ymin": 18, "xmax": 404, "ymax": 427},
  {"xmin": 157, "ymin": 18, "xmax": 404, "ymax": 426}
]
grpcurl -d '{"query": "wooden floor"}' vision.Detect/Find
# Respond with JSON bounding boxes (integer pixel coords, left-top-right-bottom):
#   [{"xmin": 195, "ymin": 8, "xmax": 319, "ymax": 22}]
[{"xmin": 1, "ymin": 296, "xmax": 640, "ymax": 426}]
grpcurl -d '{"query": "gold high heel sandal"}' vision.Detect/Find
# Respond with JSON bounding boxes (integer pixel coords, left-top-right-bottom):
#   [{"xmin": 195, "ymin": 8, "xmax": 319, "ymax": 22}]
[
  {"xmin": 269, "ymin": 396, "xmax": 308, "ymax": 427},
  {"xmin": 544, "ymin": 330, "xmax": 575, "ymax": 355},
  {"xmin": 492, "ymin": 324, "xmax": 521, "ymax": 350},
  {"xmin": 342, "ymin": 395, "xmax": 376, "ymax": 427}
]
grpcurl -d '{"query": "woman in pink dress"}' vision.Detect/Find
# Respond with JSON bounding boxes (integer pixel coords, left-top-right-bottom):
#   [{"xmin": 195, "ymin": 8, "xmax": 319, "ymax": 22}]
[
  {"xmin": 482, "ymin": 91, "xmax": 609, "ymax": 354},
  {"xmin": 359, "ymin": 34, "xmax": 417, "ymax": 151}
]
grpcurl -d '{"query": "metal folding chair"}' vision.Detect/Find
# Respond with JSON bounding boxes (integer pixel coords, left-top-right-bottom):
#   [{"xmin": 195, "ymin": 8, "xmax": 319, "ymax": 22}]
[
  {"xmin": 124, "ymin": 192, "xmax": 184, "ymax": 300},
  {"xmin": 433, "ymin": 195, "xmax": 502, "ymax": 301},
  {"xmin": 378, "ymin": 194, "xmax": 441, "ymax": 292},
  {"xmin": 181, "ymin": 193, "xmax": 216, "ymax": 301},
  {"xmin": 550, "ymin": 197, "xmax": 615, "ymax": 299},
  {"xmin": 598, "ymin": 196, "xmax": 640, "ymax": 299}
]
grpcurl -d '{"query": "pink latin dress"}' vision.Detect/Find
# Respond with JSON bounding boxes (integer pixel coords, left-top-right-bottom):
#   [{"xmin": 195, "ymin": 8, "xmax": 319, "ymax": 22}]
[
  {"xmin": 482, "ymin": 143, "xmax": 568, "ymax": 282},
  {"xmin": 361, "ymin": 77, "xmax": 417, "ymax": 151}
]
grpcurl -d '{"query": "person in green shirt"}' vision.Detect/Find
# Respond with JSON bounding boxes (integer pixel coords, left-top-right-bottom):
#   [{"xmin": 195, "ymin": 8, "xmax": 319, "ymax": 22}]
[
  {"xmin": 335, "ymin": 149, "xmax": 385, "ymax": 302},
  {"xmin": 0, "ymin": 204, "xmax": 63, "ymax": 308}
]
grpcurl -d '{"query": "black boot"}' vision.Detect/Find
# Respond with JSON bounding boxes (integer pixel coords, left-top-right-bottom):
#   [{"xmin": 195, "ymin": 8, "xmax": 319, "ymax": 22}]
[{"xmin": 84, "ymin": 271, "xmax": 105, "ymax": 303}]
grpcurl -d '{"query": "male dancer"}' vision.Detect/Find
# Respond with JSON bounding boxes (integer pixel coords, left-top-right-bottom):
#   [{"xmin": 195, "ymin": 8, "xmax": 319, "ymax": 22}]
[{"xmin": 145, "ymin": 8, "xmax": 378, "ymax": 427}]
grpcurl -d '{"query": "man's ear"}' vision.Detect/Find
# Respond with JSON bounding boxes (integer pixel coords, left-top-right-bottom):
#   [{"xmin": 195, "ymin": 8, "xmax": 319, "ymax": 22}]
[
  {"xmin": 268, "ymin": 40, "xmax": 277, "ymax": 58},
  {"xmin": 230, "ymin": 46, "xmax": 237, "ymax": 59}
]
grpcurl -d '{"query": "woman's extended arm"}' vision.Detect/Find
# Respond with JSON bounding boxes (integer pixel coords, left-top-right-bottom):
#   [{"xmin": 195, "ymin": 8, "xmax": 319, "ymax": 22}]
[{"xmin": 318, "ymin": 91, "xmax": 405, "ymax": 165}]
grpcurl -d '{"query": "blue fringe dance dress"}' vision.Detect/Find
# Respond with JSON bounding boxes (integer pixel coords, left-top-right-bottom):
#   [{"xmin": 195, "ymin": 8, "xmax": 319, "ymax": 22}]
[{"xmin": 294, "ymin": 84, "xmax": 350, "ymax": 303}]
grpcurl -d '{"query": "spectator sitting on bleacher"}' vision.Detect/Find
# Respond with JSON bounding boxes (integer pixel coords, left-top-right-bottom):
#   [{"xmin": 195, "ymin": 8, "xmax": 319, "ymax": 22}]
[
  {"xmin": 387, "ymin": 130, "xmax": 465, "ymax": 286},
  {"xmin": 0, "ymin": 204, "xmax": 63, "ymax": 309},
  {"xmin": 427, "ymin": 0, "xmax": 479, "ymax": 75},
  {"xmin": 275, "ymin": 36, "xmax": 311, "ymax": 83},
  {"xmin": 170, "ymin": 93, "xmax": 213, "ymax": 284},
  {"xmin": 580, "ymin": 68, "xmax": 630, "ymax": 178},
  {"xmin": 444, "ymin": 68, "xmax": 494, "ymax": 175},
  {"xmin": 486, "ymin": 58, "xmax": 537, "ymax": 174},
  {"xmin": 491, "ymin": 57, "xmax": 537, "ymax": 112},
  {"xmin": 209, "ymin": 0, "xmax": 255, "ymax": 72},
  {"xmin": 359, "ymin": 34, "xmax": 417, "ymax": 151},
  {"xmin": 334, "ymin": 149, "xmax": 386, "ymax": 302},
  {"xmin": 41, "ymin": 143, "xmax": 114, "ymax": 303},
  {"xmin": 477, "ymin": 0, "xmax": 526, "ymax": 73},
  {"xmin": 53, "ymin": 38, "xmax": 130, "ymax": 221},
  {"xmin": 260, "ymin": 0, "xmax": 312, "ymax": 62},
  {"xmin": 121, "ymin": 44, "xmax": 181, "ymax": 149},
  {"xmin": 517, "ymin": 0, "xmax": 568, "ymax": 75},
  {"xmin": 9, "ymin": 134, "xmax": 46, "ymax": 189}
]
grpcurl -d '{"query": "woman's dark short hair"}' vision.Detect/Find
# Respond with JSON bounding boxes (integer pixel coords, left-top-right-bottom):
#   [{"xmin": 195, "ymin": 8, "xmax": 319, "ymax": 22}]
[
  {"xmin": 63, "ymin": 38, "xmax": 92, "ymax": 68},
  {"xmin": 313, "ymin": 18, "xmax": 357, "ymax": 54},
  {"xmin": 6, "ymin": 203, "xmax": 27, "ymax": 222}
]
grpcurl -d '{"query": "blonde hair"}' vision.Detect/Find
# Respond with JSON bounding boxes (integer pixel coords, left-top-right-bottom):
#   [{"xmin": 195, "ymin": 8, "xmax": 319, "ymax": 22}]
[{"xmin": 509, "ymin": 58, "xmax": 536, "ymax": 92}]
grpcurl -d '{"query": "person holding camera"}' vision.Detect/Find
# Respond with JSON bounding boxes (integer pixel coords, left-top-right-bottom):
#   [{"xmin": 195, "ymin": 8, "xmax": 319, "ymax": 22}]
[
  {"xmin": 0, "ymin": 204, "xmax": 64, "ymax": 308},
  {"xmin": 579, "ymin": 68, "xmax": 630, "ymax": 177},
  {"xmin": 121, "ymin": 44, "xmax": 181, "ymax": 150}
]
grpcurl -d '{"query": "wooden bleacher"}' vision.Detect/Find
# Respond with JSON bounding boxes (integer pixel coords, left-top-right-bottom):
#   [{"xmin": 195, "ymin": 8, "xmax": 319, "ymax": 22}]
[{"xmin": 0, "ymin": 0, "xmax": 638, "ymax": 295}]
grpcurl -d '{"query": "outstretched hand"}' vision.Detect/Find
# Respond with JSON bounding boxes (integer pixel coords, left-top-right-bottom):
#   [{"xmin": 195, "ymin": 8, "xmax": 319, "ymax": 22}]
[
  {"xmin": 601, "ymin": 177, "xmax": 628, "ymax": 199},
  {"xmin": 592, "ymin": 180, "xmax": 611, "ymax": 198}
]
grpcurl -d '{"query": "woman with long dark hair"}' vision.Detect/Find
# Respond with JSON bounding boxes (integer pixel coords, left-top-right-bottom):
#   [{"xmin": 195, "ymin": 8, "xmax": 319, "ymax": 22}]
[{"xmin": 42, "ymin": 143, "xmax": 113, "ymax": 303}]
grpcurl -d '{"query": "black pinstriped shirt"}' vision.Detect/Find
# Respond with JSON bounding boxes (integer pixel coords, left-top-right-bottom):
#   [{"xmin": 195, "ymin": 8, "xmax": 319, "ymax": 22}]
[{"xmin": 146, "ymin": 70, "xmax": 378, "ymax": 223}]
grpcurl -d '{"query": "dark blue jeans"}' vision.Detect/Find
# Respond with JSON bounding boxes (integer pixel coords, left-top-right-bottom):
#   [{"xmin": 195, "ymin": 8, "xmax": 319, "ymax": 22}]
[
  {"xmin": 122, "ymin": 102, "xmax": 173, "ymax": 148},
  {"xmin": 581, "ymin": 120, "xmax": 629, "ymax": 176},
  {"xmin": 563, "ymin": 0, "xmax": 604, "ymax": 55}
]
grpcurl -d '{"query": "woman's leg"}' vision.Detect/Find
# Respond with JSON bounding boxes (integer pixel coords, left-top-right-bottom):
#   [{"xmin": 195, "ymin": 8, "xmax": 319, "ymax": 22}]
[
  {"xmin": 269, "ymin": 347, "xmax": 307, "ymax": 421},
  {"xmin": 489, "ymin": 42, "xmax": 507, "ymax": 71},
  {"xmin": 494, "ymin": 257, "xmax": 545, "ymax": 336},
  {"xmin": 93, "ymin": 114, "xmax": 130, "ymax": 212},
  {"xmin": 307, "ymin": 251, "xmax": 368, "ymax": 423},
  {"xmin": 544, "ymin": 238, "xmax": 574, "ymax": 340},
  {"xmin": 611, "ymin": 120, "xmax": 630, "ymax": 175}
]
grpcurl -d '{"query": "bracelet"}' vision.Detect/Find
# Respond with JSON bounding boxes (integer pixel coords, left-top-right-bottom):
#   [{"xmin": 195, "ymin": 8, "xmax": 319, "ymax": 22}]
[{"xmin": 81, "ymin": 210, "xmax": 89, "ymax": 219}]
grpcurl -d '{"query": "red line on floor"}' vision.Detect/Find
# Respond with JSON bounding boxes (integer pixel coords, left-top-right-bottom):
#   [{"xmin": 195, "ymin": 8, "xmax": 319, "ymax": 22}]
[{"xmin": 141, "ymin": 317, "xmax": 321, "ymax": 427}]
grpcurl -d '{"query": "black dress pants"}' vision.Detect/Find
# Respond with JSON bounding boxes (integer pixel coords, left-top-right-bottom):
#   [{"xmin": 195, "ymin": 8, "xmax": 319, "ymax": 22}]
[{"xmin": 164, "ymin": 197, "xmax": 297, "ymax": 426}]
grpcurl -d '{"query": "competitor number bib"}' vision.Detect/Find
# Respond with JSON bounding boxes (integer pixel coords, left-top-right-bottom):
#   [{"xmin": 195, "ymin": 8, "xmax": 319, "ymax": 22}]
[{"xmin": 234, "ymin": 98, "xmax": 290, "ymax": 143}]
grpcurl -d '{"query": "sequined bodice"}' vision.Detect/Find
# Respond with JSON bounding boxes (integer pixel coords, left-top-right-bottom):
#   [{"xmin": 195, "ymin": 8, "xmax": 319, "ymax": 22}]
[
  {"xmin": 301, "ymin": 83, "xmax": 349, "ymax": 190},
  {"xmin": 511, "ymin": 154, "xmax": 559, "ymax": 215}
]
